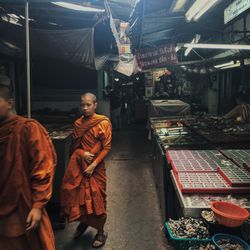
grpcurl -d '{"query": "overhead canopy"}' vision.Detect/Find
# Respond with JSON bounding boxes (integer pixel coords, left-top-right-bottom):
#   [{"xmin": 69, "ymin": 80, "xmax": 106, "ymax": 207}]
[
  {"xmin": 0, "ymin": 1, "xmax": 117, "ymax": 69},
  {"xmin": 0, "ymin": 0, "xmax": 91, "ymax": 2},
  {"xmin": 129, "ymin": 0, "xmax": 248, "ymax": 66}
]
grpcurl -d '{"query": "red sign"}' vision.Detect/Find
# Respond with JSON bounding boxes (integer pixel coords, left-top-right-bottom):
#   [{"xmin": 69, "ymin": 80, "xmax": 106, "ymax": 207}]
[{"xmin": 136, "ymin": 44, "xmax": 178, "ymax": 70}]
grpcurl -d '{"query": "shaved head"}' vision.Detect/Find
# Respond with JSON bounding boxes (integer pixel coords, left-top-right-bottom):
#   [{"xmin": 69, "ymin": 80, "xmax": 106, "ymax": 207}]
[
  {"xmin": 81, "ymin": 92, "xmax": 97, "ymax": 117},
  {"xmin": 0, "ymin": 85, "xmax": 13, "ymax": 100},
  {"xmin": 0, "ymin": 85, "xmax": 14, "ymax": 121},
  {"xmin": 81, "ymin": 92, "xmax": 97, "ymax": 103}
]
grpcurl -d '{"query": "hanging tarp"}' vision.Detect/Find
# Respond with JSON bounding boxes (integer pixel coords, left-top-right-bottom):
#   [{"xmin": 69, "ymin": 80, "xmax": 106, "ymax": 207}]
[
  {"xmin": 0, "ymin": 21, "xmax": 95, "ymax": 67},
  {"xmin": 32, "ymin": 28, "xmax": 95, "ymax": 67},
  {"xmin": 0, "ymin": 0, "xmax": 86, "ymax": 2}
]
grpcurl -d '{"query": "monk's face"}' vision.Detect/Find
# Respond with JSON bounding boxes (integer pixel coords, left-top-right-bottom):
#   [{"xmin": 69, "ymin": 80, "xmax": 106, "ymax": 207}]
[
  {"xmin": 81, "ymin": 96, "xmax": 97, "ymax": 117},
  {"xmin": 0, "ymin": 97, "xmax": 13, "ymax": 121}
]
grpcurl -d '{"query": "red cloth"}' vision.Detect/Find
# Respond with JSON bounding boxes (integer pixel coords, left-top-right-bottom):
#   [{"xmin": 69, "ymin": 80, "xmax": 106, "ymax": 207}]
[
  {"xmin": 0, "ymin": 115, "xmax": 57, "ymax": 250},
  {"xmin": 61, "ymin": 114, "xmax": 112, "ymax": 229}
]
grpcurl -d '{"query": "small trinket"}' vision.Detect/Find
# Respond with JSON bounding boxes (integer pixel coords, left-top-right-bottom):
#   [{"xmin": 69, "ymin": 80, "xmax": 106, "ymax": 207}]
[
  {"xmin": 201, "ymin": 210, "xmax": 216, "ymax": 224},
  {"xmin": 217, "ymin": 238, "xmax": 245, "ymax": 250},
  {"xmin": 169, "ymin": 217, "xmax": 209, "ymax": 239},
  {"xmin": 189, "ymin": 243, "xmax": 216, "ymax": 250}
]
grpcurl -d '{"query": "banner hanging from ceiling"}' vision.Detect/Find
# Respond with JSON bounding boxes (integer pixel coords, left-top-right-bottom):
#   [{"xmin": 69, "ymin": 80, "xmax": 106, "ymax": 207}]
[{"xmin": 136, "ymin": 44, "xmax": 178, "ymax": 70}]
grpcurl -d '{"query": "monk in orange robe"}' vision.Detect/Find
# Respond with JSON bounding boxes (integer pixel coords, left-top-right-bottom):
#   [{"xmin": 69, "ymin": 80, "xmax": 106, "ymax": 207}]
[
  {"xmin": 0, "ymin": 85, "xmax": 57, "ymax": 250},
  {"xmin": 61, "ymin": 93, "xmax": 112, "ymax": 248}
]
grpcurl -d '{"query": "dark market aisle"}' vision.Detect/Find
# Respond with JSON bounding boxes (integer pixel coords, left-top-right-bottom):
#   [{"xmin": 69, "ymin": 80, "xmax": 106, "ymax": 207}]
[{"xmin": 55, "ymin": 128, "xmax": 173, "ymax": 250}]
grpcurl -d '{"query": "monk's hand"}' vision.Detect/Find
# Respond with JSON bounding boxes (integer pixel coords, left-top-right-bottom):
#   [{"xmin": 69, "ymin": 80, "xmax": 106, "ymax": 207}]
[
  {"xmin": 26, "ymin": 208, "xmax": 42, "ymax": 231},
  {"xmin": 83, "ymin": 162, "xmax": 97, "ymax": 177},
  {"xmin": 83, "ymin": 151, "xmax": 95, "ymax": 164}
]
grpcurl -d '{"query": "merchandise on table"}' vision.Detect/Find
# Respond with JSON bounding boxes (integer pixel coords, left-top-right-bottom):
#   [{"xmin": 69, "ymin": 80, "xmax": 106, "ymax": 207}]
[
  {"xmin": 189, "ymin": 243, "xmax": 216, "ymax": 250},
  {"xmin": 184, "ymin": 116, "xmax": 250, "ymax": 144},
  {"xmin": 151, "ymin": 118, "xmax": 207, "ymax": 148},
  {"xmin": 201, "ymin": 211, "xmax": 216, "ymax": 224},
  {"xmin": 157, "ymin": 127, "xmax": 206, "ymax": 148},
  {"xmin": 184, "ymin": 194, "xmax": 250, "ymax": 208},
  {"xmin": 177, "ymin": 172, "xmax": 250, "ymax": 194},
  {"xmin": 49, "ymin": 130, "xmax": 72, "ymax": 140},
  {"xmin": 171, "ymin": 171, "xmax": 250, "ymax": 218},
  {"xmin": 217, "ymin": 239, "xmax": 245, "ymax": 250},
  {"xmin": 177, "ymin": 172, "xmax": 231, "ymax": 193},
  {"xmin": 151, "ymin": 119, "xmax": 183, "ymax": 129},
  {"xmin": 212, "ymin": 234, "xmax": 249, "ymax": 250},
  {"xmin": 167, "ymin": 150, "xmax": 226, "ymax": 172},
  {"xmin": 219, "ymin": 164, "xmax": 250, "ymax": 187},
  {"xmin": 221, "ymin": 150, "xmax": 250, "ymax": 169},
  {"xmin": 167, "ymin": 149, "xmax": 250, "ymax": 192},
  {"xmin": 168, "ymin": 218, "xmax": 210, "ymax": 239}
]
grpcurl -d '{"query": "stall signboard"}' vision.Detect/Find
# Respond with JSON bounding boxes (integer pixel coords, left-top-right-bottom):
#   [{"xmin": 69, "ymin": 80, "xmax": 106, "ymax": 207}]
[
  {"xmin": 136, "ymin": 44, "xmax": 178, "ymax": 70},
  {"xmin": 224, "ymin": 0, "xmax": 250, "ymax": 24}
]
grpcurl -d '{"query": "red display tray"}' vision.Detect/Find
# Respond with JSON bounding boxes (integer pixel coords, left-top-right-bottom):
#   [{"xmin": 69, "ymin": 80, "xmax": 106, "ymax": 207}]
[
  {"xmin": 176, "ymin": 172, "xmax": 250, "ymax": 194},
  {"xmin": 166, "ymin": 150, "xmax": 223, "ymax": 173},
  {"xmin": 171, "ymin": 159, "xmax": 218, "ymax": 173},
  {"xmin": 220, "ymin": 150, "xmax": 250, "ymax": 170},
  {"xmin": 218, "ymin": 166, "xmax": 250, "ymax": 187}
]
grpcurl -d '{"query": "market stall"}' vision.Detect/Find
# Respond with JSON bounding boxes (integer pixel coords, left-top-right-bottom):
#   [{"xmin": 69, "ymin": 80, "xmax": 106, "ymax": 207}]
[
  {"xmin": 151, "ymin": 115, "xmax": 250, "ymax": 249},
  {"xmin": 50, "ymin": 130, "xmax": 72, "ymax": 203},
  {"xmin": 150, "ymin": 115, "xmax": 250, "ymax": 220},
  {"xmin": 149, "ymin": 100, "xmax": 191, "ymax": 118}
]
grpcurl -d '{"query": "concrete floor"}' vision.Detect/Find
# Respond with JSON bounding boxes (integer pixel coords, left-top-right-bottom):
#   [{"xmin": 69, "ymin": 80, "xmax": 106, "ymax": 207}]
[{"xmin": 55, "ymin": 128, "xmax": 173, "ymax": 250}]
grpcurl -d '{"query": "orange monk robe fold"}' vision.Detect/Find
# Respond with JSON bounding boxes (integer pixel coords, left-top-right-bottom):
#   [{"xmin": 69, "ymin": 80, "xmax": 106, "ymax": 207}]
[
  {"xmin": 61, "ymin": 114, "xmax": 112, "ymax": 230},
  {"xmin": 0, "ymin": 115, "xmax": 57, "ymax": 250}
]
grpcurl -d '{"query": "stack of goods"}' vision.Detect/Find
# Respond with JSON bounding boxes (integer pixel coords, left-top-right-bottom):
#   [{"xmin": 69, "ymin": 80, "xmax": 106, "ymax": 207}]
[
  {"xmin": 166, "ymin": 218, "xmax": 211, "ymax": 249},
  {"xmin": 189, "ymin": 243, "xmax": 215, "ymax": 250},
  {"xmin": 167, "ymin": 150, "xmax": 250, "ymax": 194},
  {"xmin": 212, "ymin": 234, "xmax": 250, "ymax": 250},
  {"xmin": 168, "ymin": 218, "xmax": 209, "ymax": 239},
  {"xmin": 183, "ymin": 117, "xmax": 249, "ymax": 144},
  {"xmin": 216, "ymin": 238, "xmax": 245, "ymax": 250}
]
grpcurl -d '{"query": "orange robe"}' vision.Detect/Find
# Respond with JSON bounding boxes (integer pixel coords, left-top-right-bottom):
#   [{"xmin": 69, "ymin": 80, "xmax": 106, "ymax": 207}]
[
  {"xmin": 61, "ymin": 113, "xmax": 112, "ymax": 230},
  {"xmin": 0, "ymin": 115, "xmax": 57, "ymax": 250}
]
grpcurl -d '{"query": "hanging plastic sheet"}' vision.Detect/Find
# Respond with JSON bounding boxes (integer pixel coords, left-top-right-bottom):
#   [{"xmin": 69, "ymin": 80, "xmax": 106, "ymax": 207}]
[{"xmin": 0, "ymin": 21, "xmax": 95, "ymax": 67}]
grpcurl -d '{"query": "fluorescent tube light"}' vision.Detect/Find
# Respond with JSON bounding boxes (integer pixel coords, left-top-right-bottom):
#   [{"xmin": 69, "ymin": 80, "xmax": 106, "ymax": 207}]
[
  {"xmin": 214, "ymin": 61, "xmax": 234, "ymax": 68},
  {"xmin": 172, "ymin": 0, "xmax": 187, "ymax": 12},
  {"xmin": 186, "ymin": 0, "xmax": 219, "ymax": 22},
  {"xmin": 193, "ymin": 0, "xmax": 219, "ymax": 21},
  {"xmin": 184, "ymin": 34, "xmax": 200, "ymax": 56},
  {"xmin": 186, "ymin": 0, "xmax": 208, "ymax": 21},
  {"xmin": 183, "ymin": 43, "xmax": 250, "ymax": 50},
  {"xmin": 52, "ymin": 2, "xmax": 105, "ymax": 12},
  {"xmin": 214, "ymin": 60, "xmax": 240, "ymax": 69},
  {"xmin": 221, "ymin": 62, "xmax": 241, "ymax": 69}
]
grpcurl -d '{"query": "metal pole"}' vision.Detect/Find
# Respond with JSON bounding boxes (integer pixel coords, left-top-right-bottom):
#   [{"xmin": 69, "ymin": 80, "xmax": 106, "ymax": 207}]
[{"xmin": 25, "ymin": 0, "xmax": 31, "ymax": 118}]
